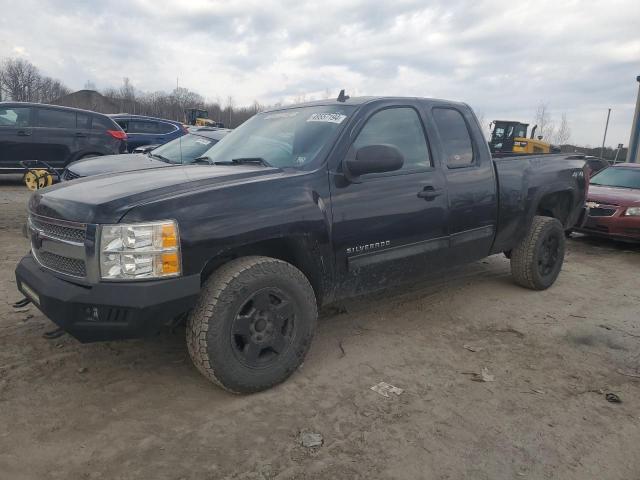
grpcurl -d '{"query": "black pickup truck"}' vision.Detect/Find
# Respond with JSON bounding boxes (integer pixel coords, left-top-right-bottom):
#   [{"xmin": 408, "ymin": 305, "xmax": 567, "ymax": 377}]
[{"xmin": 15, "ymin": 96, "xmax": 588, "ymax": 393}]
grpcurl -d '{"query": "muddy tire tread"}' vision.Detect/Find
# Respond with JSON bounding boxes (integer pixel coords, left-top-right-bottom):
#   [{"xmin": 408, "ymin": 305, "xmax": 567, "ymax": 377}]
[{"xmin": 186, "ymin": 256, "xmax": 317, "ymax": 393}]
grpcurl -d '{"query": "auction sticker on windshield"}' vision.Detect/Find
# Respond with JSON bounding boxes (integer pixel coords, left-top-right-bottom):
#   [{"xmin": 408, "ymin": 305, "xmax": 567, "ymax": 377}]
[
  {"xmin": 307, "ymin": 113, "xmax": 347, "ymax": 124},
  {"xmin": 264, "ymin": 112, "xmax": 299, "ymax": 120}
]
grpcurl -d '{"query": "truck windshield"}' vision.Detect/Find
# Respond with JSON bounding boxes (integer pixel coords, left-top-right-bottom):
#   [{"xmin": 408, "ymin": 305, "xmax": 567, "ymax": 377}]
[
  {"xmin": 590, "ymin": 167, "xmax": 640, "ymax": 189},
  {"xmin": 201, "ymin": 105, "xmax": 355, "ymax": 169}
]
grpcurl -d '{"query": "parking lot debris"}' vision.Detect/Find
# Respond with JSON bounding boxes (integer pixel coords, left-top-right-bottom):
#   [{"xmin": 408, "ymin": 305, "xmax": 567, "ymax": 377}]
[
  {"xmin": 463, "ymin": 367, "xmax": 495, "ymax": 382},
  {"xmin": 12, "ymin": 297, "xmax": 31, "ymax": 309},
  {"xmin": 78, "ymin": 367, "xmax": 88, "ymax": 374},
  {"xmin": 463, "ymin": 344, "xmax": 482, "ymax": 352},
  {"xmin": 605, "ymin": 392, "xmax": 622, "ymax": 404},
  {"xmin": 42, "ymin": 328, "xmax": 65, "ymax": 340},
  {"xmin": 370, "ymin": 382, "xmax": 404, "ymax": 398},
  {"xmin": 300, "ymin": 432, "xmax": 323, "ymax": 448}
]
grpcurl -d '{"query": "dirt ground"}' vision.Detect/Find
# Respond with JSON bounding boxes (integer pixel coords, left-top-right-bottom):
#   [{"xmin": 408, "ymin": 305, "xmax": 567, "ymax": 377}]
[{"xmin": 1, "ymin": 175, "xmax": 639, "ymax": 480}]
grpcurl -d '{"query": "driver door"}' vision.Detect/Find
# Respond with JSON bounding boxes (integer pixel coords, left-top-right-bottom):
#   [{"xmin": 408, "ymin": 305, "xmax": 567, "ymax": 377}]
[{"xmin": 329, "ymin": 105, "xmax": 449, "ymax": 297}]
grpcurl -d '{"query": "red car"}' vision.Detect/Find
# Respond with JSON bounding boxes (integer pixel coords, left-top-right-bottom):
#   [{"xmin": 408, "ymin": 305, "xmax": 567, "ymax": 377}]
[{"xmin": 575, "ymin": 163, "xmax": 640, "ymax": 241}]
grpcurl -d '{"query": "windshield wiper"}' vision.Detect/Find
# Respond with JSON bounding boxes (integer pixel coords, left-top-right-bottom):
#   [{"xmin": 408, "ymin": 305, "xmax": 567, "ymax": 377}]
[
  {"xmin": 196, "ymin": 156, "xmax": 273, "ymax": 167},
  {"xmin": 192, "ymin": 156, "xmax": 213, "ymax": 165},
  {"xmin": 228, "ymin": 157, "xmax": 272, "ymax": 167},
  {"xmin": 149, "ymin": 153, "xmax": 172, "ymax": 163}
]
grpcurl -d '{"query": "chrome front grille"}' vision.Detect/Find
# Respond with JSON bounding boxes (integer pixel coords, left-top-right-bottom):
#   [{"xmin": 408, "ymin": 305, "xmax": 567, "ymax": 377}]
[
  {"xmin": 28, "ymin": 214, "xmax": 88, "ymax": 279},
  {"xmin": 30, "ymin": 216, "xmax": 86, "ymax": 243},
  {"xmin": 33, "ymin": 250, "xmax": 87, "ymax": 277}
]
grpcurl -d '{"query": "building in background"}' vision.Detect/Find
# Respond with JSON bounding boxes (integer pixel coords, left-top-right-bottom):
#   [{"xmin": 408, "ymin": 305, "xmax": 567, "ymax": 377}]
[{"xmin": 51, "ymin": 89, "xmax": 120, "ymax": 114}]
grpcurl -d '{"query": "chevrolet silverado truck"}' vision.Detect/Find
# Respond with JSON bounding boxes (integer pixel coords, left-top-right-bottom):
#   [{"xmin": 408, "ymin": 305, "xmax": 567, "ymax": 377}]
[{"xmin": 15, "ymin": 96, "xmax": 588, "ymax": 393}]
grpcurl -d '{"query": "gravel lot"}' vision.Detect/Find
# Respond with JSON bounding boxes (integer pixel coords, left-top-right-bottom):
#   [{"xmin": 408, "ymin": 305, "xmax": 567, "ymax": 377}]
[{"xmin": 1, "ymin": 175, "xmax": 639, "ymax": 480}]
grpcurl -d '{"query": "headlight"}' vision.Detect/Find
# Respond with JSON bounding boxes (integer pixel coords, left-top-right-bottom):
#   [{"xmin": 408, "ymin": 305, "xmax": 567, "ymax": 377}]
[
  {"xmin": 99, "ymin": 220, "xmax": 181, "ymax": 280},
  {"xmin": 625, "ymin": 207, "xmax": 640, "ymax": 216}
]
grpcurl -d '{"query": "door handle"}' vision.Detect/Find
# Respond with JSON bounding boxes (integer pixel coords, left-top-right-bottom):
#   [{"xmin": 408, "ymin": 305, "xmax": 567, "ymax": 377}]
[
  {"xmin": 17, "ymin": 130, "xmax": 32, "ymax": 136},
  {"xmin": 417, "ymin": 186, "xmax": 442, "ymax": 200},
  {"xmin": 75, "ymin": 132, "xmax": 87, "ymax": 138}
]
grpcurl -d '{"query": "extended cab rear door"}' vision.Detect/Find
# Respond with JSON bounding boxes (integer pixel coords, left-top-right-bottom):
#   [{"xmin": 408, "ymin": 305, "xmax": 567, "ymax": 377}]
[
  {"xmin": 429, "ymin": 105, "xmax": 498, "ymax": 265},
  {"xmin": 329, "ymin": 101, "xmax": 449, "ymax": 296}
]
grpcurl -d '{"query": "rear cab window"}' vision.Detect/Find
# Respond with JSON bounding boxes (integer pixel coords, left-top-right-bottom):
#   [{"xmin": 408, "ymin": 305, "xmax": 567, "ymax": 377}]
[
  {"xmin": 0, "ymin": 107, "xmax": 32, "ymax": 127},
  {"xmin": 432, "ymin": 108, "xmax": 474, "ymax": 168}
]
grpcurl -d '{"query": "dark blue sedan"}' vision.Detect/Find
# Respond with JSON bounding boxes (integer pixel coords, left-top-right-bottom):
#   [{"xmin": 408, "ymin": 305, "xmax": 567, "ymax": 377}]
[{"xmin": 109, "ymin": 114, "xmax": 187, "ymax": 152}]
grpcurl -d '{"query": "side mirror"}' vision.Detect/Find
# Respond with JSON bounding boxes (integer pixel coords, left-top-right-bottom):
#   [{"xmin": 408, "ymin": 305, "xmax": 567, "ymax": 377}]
[{"xmin": 345, "ymin": 144, "xmax": 404, "ymax": 178}]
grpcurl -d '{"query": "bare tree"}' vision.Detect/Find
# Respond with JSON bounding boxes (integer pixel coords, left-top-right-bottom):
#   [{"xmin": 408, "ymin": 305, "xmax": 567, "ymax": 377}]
[
  {"xmin": 0, "ymin": 57, "xmax": 70, "ymax": 102},
  {"xmin": 553, "ymin": 113, "xmax": 571, "ymax": 145},
  {"xmin": 534, "ymin": 102, "xmax": 555, "ymax": 141},
  {"xmin": 0, "ymin": 58, "xmax": 41, "ymax": 101},
  {"xmin": 0, "ymin": 57, "xmax": 265, "ymax": 126}
]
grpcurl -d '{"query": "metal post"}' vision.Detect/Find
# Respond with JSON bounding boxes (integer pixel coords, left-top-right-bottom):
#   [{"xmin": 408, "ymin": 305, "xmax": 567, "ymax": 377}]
[
  {"xmin": 613, "ymin": 144, "xmax": 622, "ymax": 164},
  {"xmin": 627, "ymin": 76, "xmax": 640, "ymax": 163},
  {"xmin": 600, "ymin": 108, "xmax": 611, "ymax": 160}
]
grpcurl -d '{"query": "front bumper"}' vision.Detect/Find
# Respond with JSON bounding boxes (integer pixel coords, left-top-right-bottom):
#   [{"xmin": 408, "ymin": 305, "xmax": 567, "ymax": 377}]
[
  {"xmin": 15, "ymin": 255, "xmax": 201, "ymax": 342},
  {"xmin": 574, "ymin": 209, "xmax": 640, "ymax": 242}
]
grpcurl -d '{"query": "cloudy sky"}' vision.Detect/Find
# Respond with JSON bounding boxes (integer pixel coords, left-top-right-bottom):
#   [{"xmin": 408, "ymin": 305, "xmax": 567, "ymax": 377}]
[{"xmin": 1, "ymin": 0, "xmax": 638, "ymax": 146}]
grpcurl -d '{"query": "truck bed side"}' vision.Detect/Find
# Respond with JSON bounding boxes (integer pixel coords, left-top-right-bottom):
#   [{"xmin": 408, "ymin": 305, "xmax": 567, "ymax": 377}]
[{"xmin": 490, "ymin": 154, "xmax": 587, "ymax": 254}]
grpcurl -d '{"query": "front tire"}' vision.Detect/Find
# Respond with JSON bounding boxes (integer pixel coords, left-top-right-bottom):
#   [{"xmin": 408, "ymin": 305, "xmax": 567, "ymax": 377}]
[
  {"xmin": 186, "ymin": 256, "xmax": 317, "ymax": 393},
  {"xmin": 510, "ymin": 216, "xmax": 565, "ymax": 290}
]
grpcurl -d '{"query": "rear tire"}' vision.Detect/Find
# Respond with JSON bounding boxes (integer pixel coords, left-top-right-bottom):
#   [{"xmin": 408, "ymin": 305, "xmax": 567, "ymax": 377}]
[
  {"xmin": 510, "ymin": 216, "xmax": 565, "ymax": 290},
  {"xmin": 186, "ymin": 256, "xmax": 317, "ymax": 393}
]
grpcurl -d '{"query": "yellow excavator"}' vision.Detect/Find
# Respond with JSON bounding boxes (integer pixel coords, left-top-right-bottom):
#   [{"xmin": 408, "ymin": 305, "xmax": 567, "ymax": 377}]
[
  {"xmin": 489, "ymin": 121, "xmax": 554, "ymax": 156},
  {"xmin": 185, "ymin": 108, "xmax": 224, "ymax": 128}
]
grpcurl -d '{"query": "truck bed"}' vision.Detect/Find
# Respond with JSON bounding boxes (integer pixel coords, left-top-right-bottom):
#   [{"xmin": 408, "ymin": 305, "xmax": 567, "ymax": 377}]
[{"xmin": 490, "ymin": 153, "xmax": 587, "ymax": 254}]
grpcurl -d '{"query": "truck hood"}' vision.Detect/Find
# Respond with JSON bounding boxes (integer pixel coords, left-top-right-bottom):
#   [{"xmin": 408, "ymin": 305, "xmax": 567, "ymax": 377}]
[
  {"xmin": 588, "ymin": 184, "xmax": 640, "ymax": 207},
  {"xmin": 30, "ymin": 164, "xmax": 284, "ymax": 223},
  {"xmin": 66, "ymin": 153, "xmax": 171, "ymax": 177}
]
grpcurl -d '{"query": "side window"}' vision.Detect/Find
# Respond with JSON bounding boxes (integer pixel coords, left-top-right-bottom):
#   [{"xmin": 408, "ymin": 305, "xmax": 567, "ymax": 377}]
[
  {"xmin": 0, "ymin": 107, "xmax": 31, "ymax": 127},
  {"xmin": 36, "ymin": 108, "xmax": 76, "ymax": 129},
  {"xmin": 353, "ymin": 107, "xmax": 431, "ymax": 171},
  {"xmin": 156, "ymin": 122, "xmax": 176, "ymax": 134},
  {"xmin": 77, "ymin": 113, "xmax": 91, "ymax": 129},
  {"xmin": 129, "ymin": 120, "xmax": 158, "ymax": 134},
  {"xmin": 93, "ymin": 116, "xmax": 117, "ymax": 131},
  {"xmin": 433, "ymin": 108, "xmax": 474, "ymax": 168}
]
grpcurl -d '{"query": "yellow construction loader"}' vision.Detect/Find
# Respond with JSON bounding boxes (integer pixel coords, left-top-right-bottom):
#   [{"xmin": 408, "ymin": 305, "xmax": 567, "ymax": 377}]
[
  {"xmin": 185, "ymin": 109, "xmax": 224, "ymax": 128},
  {"xmin": 489, "ymin": 121, "xmax": 553, "ymax": 156}
]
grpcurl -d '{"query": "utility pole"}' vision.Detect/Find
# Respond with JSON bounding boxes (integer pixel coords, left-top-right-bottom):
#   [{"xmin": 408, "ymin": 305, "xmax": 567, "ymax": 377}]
[
  {"xmin": 627, "ymin": 75, "xmax": 640, "ymax": 163},
  {"xmin": 600, "ymin": 108, "xmax": 611, "ymax": 161}
]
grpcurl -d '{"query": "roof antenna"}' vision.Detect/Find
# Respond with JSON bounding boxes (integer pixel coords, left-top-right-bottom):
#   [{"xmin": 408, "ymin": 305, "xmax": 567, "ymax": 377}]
[{"xmin": 337, "ymin": 89, "xmax": 350, "ymax": 102}]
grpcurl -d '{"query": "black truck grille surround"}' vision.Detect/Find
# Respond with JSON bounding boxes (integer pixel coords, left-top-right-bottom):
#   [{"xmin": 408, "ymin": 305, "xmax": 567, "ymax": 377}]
[
  {"xmin": 34, "ymin": 250, "xmax": 87, "ymax": 277},
  {"xmin": 29, "ymin": 214, "xmax": 88, "ymax": 278}
]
